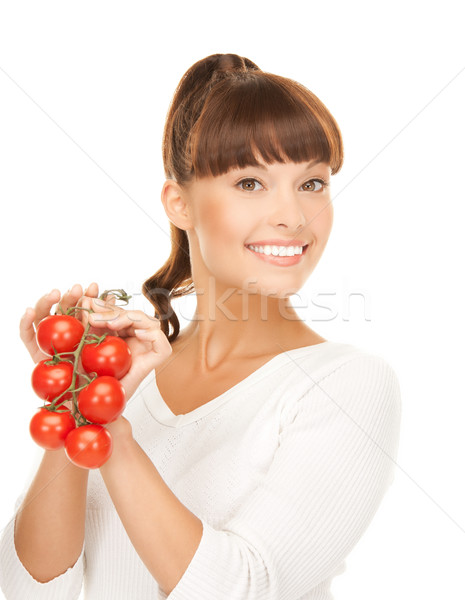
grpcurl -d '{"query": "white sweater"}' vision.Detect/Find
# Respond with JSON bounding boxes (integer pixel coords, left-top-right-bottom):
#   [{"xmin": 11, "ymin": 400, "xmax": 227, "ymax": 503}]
[{"xmin": 0, "ymin": 340, "xmax": 402, "ymax": 600}]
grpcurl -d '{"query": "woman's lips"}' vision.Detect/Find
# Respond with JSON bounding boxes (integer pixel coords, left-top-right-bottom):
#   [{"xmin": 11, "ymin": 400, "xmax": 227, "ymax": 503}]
[{"xmin": 245, "ymin": 244, "xmax": 309, "ymax": 267}]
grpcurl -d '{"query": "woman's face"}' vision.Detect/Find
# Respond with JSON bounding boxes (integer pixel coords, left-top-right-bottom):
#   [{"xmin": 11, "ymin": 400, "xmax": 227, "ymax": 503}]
[{"xmin": 181, "ymin": 158, "xmax": 334, "ymax": 299}]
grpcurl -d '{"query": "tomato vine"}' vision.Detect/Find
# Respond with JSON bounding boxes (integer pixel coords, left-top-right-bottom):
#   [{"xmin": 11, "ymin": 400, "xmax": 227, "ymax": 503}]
[{"xmin": 29, "ymin": 288, "xmax": 132, "ymax": 468}]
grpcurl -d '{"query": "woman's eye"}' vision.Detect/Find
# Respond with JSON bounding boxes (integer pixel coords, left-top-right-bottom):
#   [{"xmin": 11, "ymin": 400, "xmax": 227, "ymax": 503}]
[
  {"xmin": 237, "ymin": 178, "xmax": 264, "ymax": 191},
  {"xmin": 236, "ymin": 178, "xmax": 328, "ymax": 192},
  {"xmin": 301, "ymin": 179, "xmax": 328, "ymax": 192}
]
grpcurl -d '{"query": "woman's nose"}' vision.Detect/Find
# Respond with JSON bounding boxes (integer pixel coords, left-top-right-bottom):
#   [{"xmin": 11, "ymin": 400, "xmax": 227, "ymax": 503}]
[{"xmin": 268, "ymin": 189, "xmax": 307, "ymax": 231}]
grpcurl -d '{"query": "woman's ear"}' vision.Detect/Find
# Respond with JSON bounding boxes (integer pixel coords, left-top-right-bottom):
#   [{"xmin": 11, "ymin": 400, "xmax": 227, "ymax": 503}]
[{"xmin": 160, "ymin": 180, "xmax": 193, "ymax": 231}]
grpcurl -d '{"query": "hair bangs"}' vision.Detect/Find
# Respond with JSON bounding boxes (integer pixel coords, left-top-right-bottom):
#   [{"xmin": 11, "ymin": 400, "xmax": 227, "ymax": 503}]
[{"xmin": 190, "ymin": 74, "xmax": 343, "ymax": 179}]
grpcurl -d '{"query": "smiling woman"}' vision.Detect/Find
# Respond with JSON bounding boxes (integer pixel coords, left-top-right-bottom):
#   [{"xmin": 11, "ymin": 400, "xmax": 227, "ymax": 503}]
[
  {"xmin": 156, "ymin": 157, "xmax": 335, "ymax": 325},
  {"xmin": 0, "ymin": 53, "xmax": 401, "ymax": 600}
]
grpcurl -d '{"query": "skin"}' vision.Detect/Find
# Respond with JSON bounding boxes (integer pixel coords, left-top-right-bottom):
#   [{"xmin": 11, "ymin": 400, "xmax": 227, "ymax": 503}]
[{"xmin": 13, "ymin": 158, "xmax": 334, "ymax": 594}]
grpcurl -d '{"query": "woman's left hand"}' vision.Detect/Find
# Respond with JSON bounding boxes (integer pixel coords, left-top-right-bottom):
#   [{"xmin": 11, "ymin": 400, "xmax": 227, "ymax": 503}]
[{"xmin": 82, "ymin": 295, "xmax": 173, "ymax": 402}]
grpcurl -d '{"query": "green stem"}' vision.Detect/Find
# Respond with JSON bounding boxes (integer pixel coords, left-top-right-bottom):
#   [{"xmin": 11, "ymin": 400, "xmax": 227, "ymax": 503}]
[{"xmin": 49, "ymin": 317, "xmax": 93, "ymax": 419}]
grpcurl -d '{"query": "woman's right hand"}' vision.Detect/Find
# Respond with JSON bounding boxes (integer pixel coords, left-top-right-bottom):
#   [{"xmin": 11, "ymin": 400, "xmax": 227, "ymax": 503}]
[{"xmin": 19, "ymin": 282, "xmax": 100, "ymax": 364}]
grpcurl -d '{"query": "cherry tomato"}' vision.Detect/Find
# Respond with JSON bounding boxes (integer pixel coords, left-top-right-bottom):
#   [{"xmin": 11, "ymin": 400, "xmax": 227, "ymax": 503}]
[
  {"xmin": 29, "ymin": 407, "xmax": 76, "ymax": 450},
  {"xmin": 77, "ymin": 376, "xmax": 126, "ymax": 424},
  {"xmin": 65, "ymin": 424, "xmax": 113, "ymax": 469},
  {"xmin": 31, "ymin": 359, "xmax": 74, "ymax": 402},
  {"xmin": 81, "ymin": 336, "xmax": 132, "ymax": 380},
  {"xmin": 36, "ymin": 315, "xmax": 85, "ymax": 356}
]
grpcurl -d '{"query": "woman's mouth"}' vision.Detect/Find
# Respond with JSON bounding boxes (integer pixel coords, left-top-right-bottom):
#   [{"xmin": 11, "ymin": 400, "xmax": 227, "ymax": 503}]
[{"xmin": 244, "ymin": 243, "xmax": 309, "ymax": 267}]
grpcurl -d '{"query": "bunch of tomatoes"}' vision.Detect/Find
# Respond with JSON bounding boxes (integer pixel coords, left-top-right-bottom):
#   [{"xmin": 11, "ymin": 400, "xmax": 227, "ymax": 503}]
[{"xmin": 29, "ymin": 289, "xmax": 132, "ymax": 469}]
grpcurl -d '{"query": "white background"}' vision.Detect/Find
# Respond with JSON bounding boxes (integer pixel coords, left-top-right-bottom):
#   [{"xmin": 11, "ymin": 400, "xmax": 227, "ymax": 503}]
[{"xmin": 0, "ymin": 1, "xmax": 464, "ymax": 598}]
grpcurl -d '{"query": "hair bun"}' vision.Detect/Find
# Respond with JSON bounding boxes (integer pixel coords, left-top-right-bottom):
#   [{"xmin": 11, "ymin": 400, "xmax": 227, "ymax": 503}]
[
  {"xmin": 214, "ymin": 53, "xmax": 260, "ymax": 73},
  {"xmin": 205, "ymin": 53, "xmax": 261, "ymax": 86}
]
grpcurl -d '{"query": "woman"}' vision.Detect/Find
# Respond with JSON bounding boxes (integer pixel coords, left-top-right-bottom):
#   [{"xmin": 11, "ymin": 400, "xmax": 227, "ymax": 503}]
[{"xmin": 0, "ymin": 53, "xmax": 401, "ymax": 599}]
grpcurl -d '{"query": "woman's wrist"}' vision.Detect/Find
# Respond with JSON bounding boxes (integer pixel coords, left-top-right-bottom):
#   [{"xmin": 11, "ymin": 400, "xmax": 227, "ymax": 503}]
[
  {"xmin": 99, "ymin": 416, "xmax": 136, "ymax": 472},
  {"xmin": 43, "ymin": 447, "xmax": 90, "ymax": 476}
]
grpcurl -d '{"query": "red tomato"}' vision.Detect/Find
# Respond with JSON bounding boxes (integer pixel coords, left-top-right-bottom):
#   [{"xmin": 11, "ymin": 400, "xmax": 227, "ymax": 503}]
[
  {"xmin": 81, "ymin": 336, "xmax": 132, "ymax": 380},
  {"xmin": 29, "ymin": 407, "xmax": 76, "ymax": 450},
  {"xmin": 31, "ymin": 359, "xmax": 74, "ymax": 402},
  {"xmin": 36, "ymin": 315, "xmax": 85, "ymax": 356},
  {"xmin": 77, "ymin": 376, "xmax": 126, "ymax": 424},
  {"xmin": 65, "ymin": 424, "xmax": 112, "ymax": 469}
]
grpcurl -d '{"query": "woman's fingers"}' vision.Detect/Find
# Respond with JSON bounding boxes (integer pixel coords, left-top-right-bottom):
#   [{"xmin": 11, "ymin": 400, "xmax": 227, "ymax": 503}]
[
  {"xmin": 80, "ymin": 292, "xmax": 117, "ymax": 335},
  {"xmin": 88, "ymin": 301, "xmax": 156, "ymax": 333},
  {"xmin": 30, "ymin": 283, "xmax": 84, "ymax": 328},
  {"xmin": 53, "ymin": 284, "xmax": 83, "ymax": 316},
  {"xmin": 133, "ymin": 325, "xmax": 173, "ymax": 358},
  {"xmin": 20, "ymin": 283, "xmax": 100, "ymax": 364},
  {"xmin": 79, "ymin": 296, "xmax": 91, "ymax": 330},
  {"xmin": 74, "ymin": 282, "xmax": 100, "ymax": 326},
  {"xmin": 118, "ymin": 328, "xmax": 172, "ymax": 399},
  {"xmin": 84, "ymin": 282, "xmax": 99, "ymax": 298},
  {"xmin": 52, "ymin": 282, "xmax": 100, "ymax": 321},
  {"xmin": 19, "ymin": 307, "xmax": 43, "ymax": 363},
  {"xmin": 31, "ymin": 289, "xmax": 61, "ymax": 328}
]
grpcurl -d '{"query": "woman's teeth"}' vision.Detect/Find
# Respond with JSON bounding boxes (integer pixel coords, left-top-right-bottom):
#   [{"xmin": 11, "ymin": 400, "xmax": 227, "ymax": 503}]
[{"xmin": 246, "ymin": 244, "xmax": 305, "ymax": 257}]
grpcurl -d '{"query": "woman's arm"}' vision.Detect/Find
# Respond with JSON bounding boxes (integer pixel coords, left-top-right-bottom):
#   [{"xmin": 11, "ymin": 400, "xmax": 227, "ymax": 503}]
[
  {"xmin": 83, "ymin": 294, "xmax": 202, "ymax": 596},
  {"xmin": 99, "ymin": 418, "xmax": 203, "ymax": 597},
  {"xmin": 14, "ymin": 448, "xmax": 89, "ymax": 582},
  {"xmin": 4, "ymin": 283, "xmax": 96, "ymax": 586}
]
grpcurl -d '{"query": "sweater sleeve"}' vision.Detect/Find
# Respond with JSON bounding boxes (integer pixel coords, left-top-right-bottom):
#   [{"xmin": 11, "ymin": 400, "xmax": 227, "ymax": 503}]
[
  {"xmin": 163, "ymin": 354, "xmax": 402, "ymax": 600},
  {"xmin": 0, "ymin": 493, "xmax": 85, "ymax": 600}
]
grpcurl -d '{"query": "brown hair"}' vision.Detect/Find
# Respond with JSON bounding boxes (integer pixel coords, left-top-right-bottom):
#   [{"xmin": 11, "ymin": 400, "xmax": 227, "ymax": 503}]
[{"xmin": 142, "ymin": 53, "xmax": 344, "ymax": 343}]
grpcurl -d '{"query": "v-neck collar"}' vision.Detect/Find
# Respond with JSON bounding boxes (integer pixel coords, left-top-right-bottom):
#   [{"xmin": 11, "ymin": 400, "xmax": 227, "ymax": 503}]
[{"xmin": 142, "ymin": 341, "xmax": 334, "ymax": 428}]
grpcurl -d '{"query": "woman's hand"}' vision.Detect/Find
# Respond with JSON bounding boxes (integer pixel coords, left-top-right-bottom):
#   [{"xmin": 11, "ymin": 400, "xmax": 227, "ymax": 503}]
[
  {"xmin": 19, "ymin": 282, "xmax": 100, "ymax": 364},
  {"xmin": 86, "ymin": 297, "xmax": 172, "ymax": 401}
]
